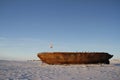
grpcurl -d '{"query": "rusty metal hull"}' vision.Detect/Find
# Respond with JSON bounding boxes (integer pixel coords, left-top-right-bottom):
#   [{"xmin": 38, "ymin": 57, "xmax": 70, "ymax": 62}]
[{"xmin": 37, "ymin": 52, "xmax": 113, "ymax": 64}]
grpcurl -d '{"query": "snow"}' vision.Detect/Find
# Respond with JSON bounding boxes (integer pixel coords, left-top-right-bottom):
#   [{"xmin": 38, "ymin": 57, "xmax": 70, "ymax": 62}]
[{"xmin": 0, "ymin": 60, "xmax": 120, "ymax": 80}]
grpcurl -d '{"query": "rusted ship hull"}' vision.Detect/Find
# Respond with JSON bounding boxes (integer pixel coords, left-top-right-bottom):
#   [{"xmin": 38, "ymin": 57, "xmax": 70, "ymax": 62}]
[{"xmin": 37, "ymin": 52, "xmax": 113, "ymax": 64}]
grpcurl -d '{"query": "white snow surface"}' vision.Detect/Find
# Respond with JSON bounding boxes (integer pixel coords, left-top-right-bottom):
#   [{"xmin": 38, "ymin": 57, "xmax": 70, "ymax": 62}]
[{"xmin": 0, "ymin": 59, "xmax": 120, "ymax": 80}]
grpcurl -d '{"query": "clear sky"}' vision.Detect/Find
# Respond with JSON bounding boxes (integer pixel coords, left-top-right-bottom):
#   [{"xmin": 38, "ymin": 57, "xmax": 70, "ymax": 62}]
[{"xmin": 0, "ymin": 0, "xmax": 120, "ymax": 60}]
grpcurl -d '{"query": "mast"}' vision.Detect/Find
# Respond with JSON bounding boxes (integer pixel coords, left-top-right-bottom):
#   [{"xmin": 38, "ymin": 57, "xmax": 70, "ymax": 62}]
[{"xmin": 49, "ymin": 43, "xmax": 53, "ymax": 49}]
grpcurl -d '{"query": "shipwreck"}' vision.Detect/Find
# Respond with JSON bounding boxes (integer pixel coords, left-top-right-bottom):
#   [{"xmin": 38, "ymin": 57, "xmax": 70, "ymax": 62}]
[{"xmin": 37, "ymin": 52, "xmax": 113, "ymax": 65}]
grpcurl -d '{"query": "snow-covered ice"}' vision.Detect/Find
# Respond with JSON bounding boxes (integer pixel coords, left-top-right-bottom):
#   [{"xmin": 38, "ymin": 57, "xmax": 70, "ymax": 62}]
[{"xmin": 0, "ymin": 59, "xmax": 120, "ymax": 80}]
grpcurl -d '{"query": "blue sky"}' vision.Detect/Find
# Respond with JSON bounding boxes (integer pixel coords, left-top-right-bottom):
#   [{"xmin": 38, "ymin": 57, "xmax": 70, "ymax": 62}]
[{"xmin": 0, "ymin": 0, "xmax": 120, "ymax": 60}]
